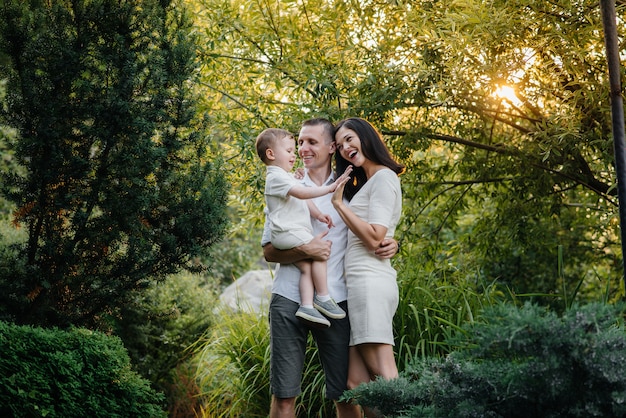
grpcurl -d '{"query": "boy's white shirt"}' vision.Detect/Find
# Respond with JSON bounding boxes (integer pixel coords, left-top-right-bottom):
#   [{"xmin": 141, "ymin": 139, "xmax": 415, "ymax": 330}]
[
  {"xmin": 265, "ymin": 166, "xmax": 313, "ymax": 241},
  {"xmin": 262, "ymin": 170, "xmax": 348, "ymax": 304}
]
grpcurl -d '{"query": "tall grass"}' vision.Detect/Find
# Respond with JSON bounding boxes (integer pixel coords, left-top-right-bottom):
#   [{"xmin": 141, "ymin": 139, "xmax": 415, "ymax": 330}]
[
  {"xmin": 192, "ymin": 256, "xmax": 504, "ymax": 415},
  {"xmin": 394, "ymin": 258, "xmax": 503, "ymax": 368},
  {"xmin": 193, "ymin": 309, "xmax": 269, "ymax": 417},
  {"xmin": 193, "ymin": 308, "xmax": 334, "ymax": 417}
]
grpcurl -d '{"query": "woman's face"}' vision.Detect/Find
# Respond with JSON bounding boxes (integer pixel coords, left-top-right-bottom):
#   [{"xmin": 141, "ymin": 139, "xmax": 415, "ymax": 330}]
[{"xmin": 335, "ymin": 126, "xmax": 366, "ymax": 167}]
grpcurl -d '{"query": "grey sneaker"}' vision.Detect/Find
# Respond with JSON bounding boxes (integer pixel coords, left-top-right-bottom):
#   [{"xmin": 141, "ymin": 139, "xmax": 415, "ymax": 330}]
[
  {"xmin": 296, "ymin": 306, "xmax": 331, "ymax": 328},
  {"xmin": 313, "ymin": 296, "xmax": 346, "ymax": 319}
]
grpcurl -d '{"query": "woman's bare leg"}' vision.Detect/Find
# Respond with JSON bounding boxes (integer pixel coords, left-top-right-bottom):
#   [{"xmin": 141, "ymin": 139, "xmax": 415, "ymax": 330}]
[
  {"xmin": 356, "ymin": 343, "xmax": 398, "ymax": 380},
  {"xmin": 347, "ymin": 344, "xmax": 398, "ymax": 417}
]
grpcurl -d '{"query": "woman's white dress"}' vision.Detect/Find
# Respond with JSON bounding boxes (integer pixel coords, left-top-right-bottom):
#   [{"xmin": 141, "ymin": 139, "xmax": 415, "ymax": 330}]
[{"xmin": 344, "ymin": 168, "xmax": 402, "ymax": 346}]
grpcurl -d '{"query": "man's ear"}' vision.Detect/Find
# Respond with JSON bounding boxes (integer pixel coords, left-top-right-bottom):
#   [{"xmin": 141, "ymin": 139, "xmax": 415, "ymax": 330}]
[
  {"xmin": 329, "ymin": 141, "xmax": 336, "ymax": 154},
  {"xmin": 266, "ymin": 148, "xmax": 275, "ymax": 161}
]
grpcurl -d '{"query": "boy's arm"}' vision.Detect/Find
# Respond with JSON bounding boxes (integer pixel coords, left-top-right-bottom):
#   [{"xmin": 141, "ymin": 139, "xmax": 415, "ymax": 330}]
[
  {"xmin": 306, "ymin": 200, "xmax": 334, "ymax": 228},
  {"xmin": 288, "ymin": 183, "xmax": 333, "ymax": 200},
  {"xmin": 288, "ymin": 166, "xmax": 353, "ymax": 200},
  {"xmin": 306, "ymin": 199, "xmax": 322, "ymax": 220}
]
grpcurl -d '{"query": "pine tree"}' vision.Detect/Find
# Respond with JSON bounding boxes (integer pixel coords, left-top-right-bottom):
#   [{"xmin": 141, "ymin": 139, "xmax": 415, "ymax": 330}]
[{"xmin": 0, "ymin": 0, "xmax": 228, "ymax": 328}]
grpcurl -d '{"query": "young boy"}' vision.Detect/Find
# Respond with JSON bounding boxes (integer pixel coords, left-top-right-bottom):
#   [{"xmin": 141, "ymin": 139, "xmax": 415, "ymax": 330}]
[{"xmin": 255, "ymin": 128, "xmax": 351, "ymax": 327}]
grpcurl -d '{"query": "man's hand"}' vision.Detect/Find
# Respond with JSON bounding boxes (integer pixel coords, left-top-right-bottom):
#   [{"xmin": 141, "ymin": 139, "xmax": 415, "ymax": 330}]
[
  {"xmin": 375, "ymin": 238, "xmax": 399, "ymax": 259},
  {"xmin": 294, "ymin": 167, "xmax": 305, "ymax": 180},
  {"xmin": 298, "ymin": 230, "xmax": 332, "ymax": 261},
  {"xmin": 263, "ymin": 230, "xmax": 331, "ymax": 264}
]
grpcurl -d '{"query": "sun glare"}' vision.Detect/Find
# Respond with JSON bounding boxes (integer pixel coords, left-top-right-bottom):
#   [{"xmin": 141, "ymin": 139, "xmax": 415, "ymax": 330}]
[{"xmin": 494, "ymin": 85, "xmax": 520, "ymax": 105}]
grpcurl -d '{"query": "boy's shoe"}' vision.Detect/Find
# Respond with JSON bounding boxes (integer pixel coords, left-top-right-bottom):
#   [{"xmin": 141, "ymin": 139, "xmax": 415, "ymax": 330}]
[
  {"xmin": 313, "ymin": 296, "xmax": 346, "ymax": 319},
  {"xmin": 296, "ymin": 306, "xmax": 331, "ymax": 328}
]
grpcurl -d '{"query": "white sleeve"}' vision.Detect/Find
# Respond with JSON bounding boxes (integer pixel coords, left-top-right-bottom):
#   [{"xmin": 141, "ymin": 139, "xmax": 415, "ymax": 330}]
[
  {"xmin": 368, "ymin": 171, "xmax": 400, "ymax": 228},
  {"xmin": 266, "ymin": 169, "xmax": 297, "ymax": 198}
]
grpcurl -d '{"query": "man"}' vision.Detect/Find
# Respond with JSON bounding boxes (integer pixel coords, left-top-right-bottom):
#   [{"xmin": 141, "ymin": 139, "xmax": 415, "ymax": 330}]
[{"xmin": 262, "ymin": 118, "xmax": 398, "ymax": 418}]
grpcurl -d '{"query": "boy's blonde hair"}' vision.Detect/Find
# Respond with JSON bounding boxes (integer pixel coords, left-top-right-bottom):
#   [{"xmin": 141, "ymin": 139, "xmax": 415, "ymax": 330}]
[{"xmin": 255, "ymin": 128, "xmax": 294, "ymax": 164}]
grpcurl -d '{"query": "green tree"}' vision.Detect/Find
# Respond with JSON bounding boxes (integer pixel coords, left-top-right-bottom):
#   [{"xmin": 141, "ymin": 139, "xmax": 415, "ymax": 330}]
[
  {"xmin": 192, "ymin": 0, "xmax": 625, "ymax": 303},
  {"xmin": 0, "ymin": 79, "xmax": 19, "ymax": 216},
  {"xmin": 0, "ymin": 0, "xmax": 229, "ymax": 328}
]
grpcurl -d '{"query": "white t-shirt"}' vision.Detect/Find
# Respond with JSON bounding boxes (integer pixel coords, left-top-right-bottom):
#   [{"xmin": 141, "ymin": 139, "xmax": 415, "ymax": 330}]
[
  {"xmin": 262, "ymin": 171, "xmax": 348, "ymax": 304},
  {"xmin": 265, "ymin": 165, "xmax": 314, "ymax": 249}
]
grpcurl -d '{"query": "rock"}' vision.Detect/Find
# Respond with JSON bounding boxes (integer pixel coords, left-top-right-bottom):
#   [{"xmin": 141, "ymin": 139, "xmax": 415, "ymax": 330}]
[{"xmin": 219, "ymin": 269, "xmax": 274, "ymax": 313}]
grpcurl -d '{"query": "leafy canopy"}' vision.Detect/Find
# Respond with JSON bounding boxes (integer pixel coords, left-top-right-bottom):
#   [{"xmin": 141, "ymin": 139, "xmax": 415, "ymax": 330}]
[{"xmin": 192, "ymin": 0, "xmax": 625, "ymax": 302}]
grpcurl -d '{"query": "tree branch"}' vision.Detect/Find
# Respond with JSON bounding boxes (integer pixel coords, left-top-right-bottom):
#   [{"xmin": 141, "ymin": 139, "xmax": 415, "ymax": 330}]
[{"xmin": 384, "ymin": 129, "xmax": 616, "ymax": 204}]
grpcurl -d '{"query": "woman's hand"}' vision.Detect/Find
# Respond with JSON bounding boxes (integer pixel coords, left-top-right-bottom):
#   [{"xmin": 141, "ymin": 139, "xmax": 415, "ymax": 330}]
[
  {"xmin": 329, "ymin": 165, "xmax": 353, "ymax": 192},
  {"xmin": 331, "ymin": 179, "xmax": 347, "ymax": 209},
  {"xmin": 331, "ymin": 166, "xmax": 352, "ymax": 208}
]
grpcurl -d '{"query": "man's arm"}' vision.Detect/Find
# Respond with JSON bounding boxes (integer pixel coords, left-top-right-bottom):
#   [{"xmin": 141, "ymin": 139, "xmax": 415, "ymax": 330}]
[
  {"xmin": 263, "ymin": 230, "xmax": 332, "ymax": 264},
  {"xmin": 375, "ymin": 238, "xmax": 399, "ymax": 259}
]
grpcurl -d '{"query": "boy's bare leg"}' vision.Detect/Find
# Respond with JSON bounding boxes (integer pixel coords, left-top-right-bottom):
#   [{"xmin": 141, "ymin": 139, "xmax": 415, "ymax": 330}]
[
  {"xmin": 295, "ymin": 260, "xmax": 314, "ymax": 306},
  {"xmin": 311, "ymin": 259, "xmax": 329, "ymax": 296}
]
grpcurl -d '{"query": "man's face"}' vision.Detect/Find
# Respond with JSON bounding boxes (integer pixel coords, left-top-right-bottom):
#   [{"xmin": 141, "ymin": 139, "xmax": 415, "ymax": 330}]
[{"xmin": 297, "ymin": 124, "xmax": 335, "ymax": 171}]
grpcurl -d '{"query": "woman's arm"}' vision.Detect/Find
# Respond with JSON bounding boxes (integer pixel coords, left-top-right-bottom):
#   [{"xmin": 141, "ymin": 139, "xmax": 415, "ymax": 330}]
[
  {"xmin": 331, "ymin": 181, "xmax": 387, "ymax": 252},
  {"xmin": 334, "ymin": 202, "xmax": 388, "ymax": 252}
]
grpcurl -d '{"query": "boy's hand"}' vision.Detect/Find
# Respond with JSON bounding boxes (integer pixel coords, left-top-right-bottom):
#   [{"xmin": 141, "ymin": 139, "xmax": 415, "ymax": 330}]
[{"xmin": 317, "ymin": 213, "xmax": 334, "ymax": 229}]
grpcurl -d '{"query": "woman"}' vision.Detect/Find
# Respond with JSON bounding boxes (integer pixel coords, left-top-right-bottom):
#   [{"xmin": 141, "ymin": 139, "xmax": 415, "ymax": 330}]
[{"xmin": 331, "ymin": 117, "xmax": 404, "ymax": 411}]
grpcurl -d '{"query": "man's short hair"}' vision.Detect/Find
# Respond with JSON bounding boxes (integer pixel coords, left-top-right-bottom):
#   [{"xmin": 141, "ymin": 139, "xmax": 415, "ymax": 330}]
[{"xmin": 300, "ymin": 118, "xmax": 335, "ymax": 144}]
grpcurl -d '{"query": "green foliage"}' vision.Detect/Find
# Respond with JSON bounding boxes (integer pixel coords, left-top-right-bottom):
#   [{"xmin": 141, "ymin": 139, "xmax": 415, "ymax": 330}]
[
  {"xmin": 0, "ymin": 321, "xmax": 166, "ymax": 417},
  {"xmin": 113, "ymin": 271, "xmax": 218, "ymax": 416},
  {"xmin": 344, "ymin": 302, "xmax": 626, "ymax": 418},
  {"xmin": 193, "ymin": 307, "xmax": 334, "ymax": 417},
  {"xmin": 0, "ymin": 79, "xmax": 20, "ymax": 216},
  {"xmin": 394, "ymin": 251, "xmax": 504, "ymax": 365},
  {"xmin": 190, "ymin": 0, "xmax": 626, "ymax": 303},
  {"xmin": 203, "ymin": 217, "xmax": 266, "ymax": 286},
  {"xmin": 0, "ymin": 0, "xmax": 229, "ymax": 328}
]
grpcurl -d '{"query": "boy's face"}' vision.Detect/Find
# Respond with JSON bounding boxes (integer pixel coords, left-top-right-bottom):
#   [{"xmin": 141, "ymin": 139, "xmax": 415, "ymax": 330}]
[
  {"xmin": 269, "ymin": 135, "xmax": 297, "ymax": 172},
  {"xmin": 298, "ymin": 124, "xmax": 335, "ymax": 172}
]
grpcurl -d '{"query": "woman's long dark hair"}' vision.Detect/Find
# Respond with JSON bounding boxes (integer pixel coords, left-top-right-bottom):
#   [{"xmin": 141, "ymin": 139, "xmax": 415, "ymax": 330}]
[{"xmin": 334, "ymin": 117, "xmax": 404, "ymax": 201}]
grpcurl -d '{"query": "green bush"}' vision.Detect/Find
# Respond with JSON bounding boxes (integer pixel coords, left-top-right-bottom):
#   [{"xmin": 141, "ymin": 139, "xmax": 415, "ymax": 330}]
[
  {"xmin": 344, "ymin": 302, "xmax": 626, "ymax": 418},
  {"xmin": 0, "ymin": 321, "xmax": 166, "ymax": 417},
  {"xmin": 113, "ymin": 271, "xmax": 218, "ymax": 416}
]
